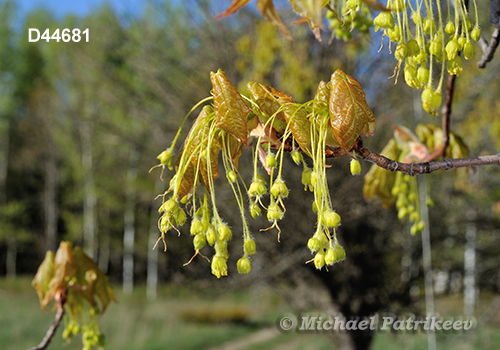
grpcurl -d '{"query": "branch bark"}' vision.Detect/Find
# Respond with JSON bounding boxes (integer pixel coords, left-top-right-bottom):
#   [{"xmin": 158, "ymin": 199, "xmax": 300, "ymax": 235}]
[
  {"xmin": 352, "ymin": 138, "xmax": 500, "ymax": 176},
  {"xmin": 28, "ymin": 292, "xmax": 66, "ymax": 350},
  {"xmin": 478, "ymin": 28, "xmax": 500, "ymax": 69}
]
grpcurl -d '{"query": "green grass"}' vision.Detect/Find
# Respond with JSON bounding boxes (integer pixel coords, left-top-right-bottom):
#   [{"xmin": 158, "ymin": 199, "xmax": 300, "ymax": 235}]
[{"xmin": 1, "ymin": 277, "xmax": 500, "ymax": 350}]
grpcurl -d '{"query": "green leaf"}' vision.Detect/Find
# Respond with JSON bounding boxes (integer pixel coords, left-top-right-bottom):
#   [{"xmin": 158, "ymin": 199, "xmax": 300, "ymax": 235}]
[
  {"xmin": 329, "ymin": 69, "xmax": 376, "ymax": 154},
  {"xmin": 211, "ymin": 69, "xmax": 250, "ymax": 146}
]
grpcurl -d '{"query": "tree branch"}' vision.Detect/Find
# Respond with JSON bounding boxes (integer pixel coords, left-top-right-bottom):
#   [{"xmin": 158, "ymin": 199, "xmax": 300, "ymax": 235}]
[
  {"xmin": 478, "ymin": 28, "xmax": 500, "ymax": 69},
  {"xmin": 28, "ymin": 291, "xmax": 66, "ymax": 350},
  {"xmin": 352, "ymin": 138, "xmax": 500, "ymax": 176}
]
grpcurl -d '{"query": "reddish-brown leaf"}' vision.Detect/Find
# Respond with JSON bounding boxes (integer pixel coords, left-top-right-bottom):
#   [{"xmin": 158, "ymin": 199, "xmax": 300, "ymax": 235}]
[
  {"xmin": 211, "ymin": 69, "xmax": 250, "ymax": 146},
  {"xmin": 214, "ymin": 0, "xmax": 252, "ymax": 20},
  {"xmin": 329, "ymin": 69, "xmax": 376, "ymax": 154},
  {"xmin": 257, "ymin": 0, "xmax": 293, "ymax": 40}
]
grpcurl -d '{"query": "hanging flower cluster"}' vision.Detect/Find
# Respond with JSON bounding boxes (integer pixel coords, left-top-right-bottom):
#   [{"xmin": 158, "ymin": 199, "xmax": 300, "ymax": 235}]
[
  {"xmin": 216, "ymin": 0, "xmax": 481, "ymax": 116},
  {"xmin": 363, "ymin": 124, "xmax": 469, "ymax": 233},
  {"xmin": 155, "ymin": 69, "xmax": 376, "ymax": 277}
]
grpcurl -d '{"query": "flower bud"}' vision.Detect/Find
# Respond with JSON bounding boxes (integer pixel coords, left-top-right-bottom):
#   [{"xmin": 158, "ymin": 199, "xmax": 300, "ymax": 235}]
[
  {"xmin": 250, "ymin": 204, "xmax": 262, "ymax": 218},
  {"xmin": 388, "ymin": 27, "xmax": 401, "ymax": 43},
  {"xmin": 237, "ymin": 257, "xmax": 252, "ymax": 274},
  {"xmin": 190, "ymin": 219, "xmax": 204, "ymax": 235},
  {"xmin": 445, "ymin": 21, "xmax": 455, "ymax": 35},
  {"xmin": 423, "ymin": 18, "xmax": 436, "ymax": 35},
  {"xmin": 211, "ymin": 255, "xmax": 228, "ymax": 278},
  {"xmin": 226, "ymin": 170, "xmax": 237, "ymax": 183},
  {"xmin": 267, "ymin": 203, "xmax": 284, "ymax": 221},
  {"xmin": 248, "ymin": 181, "xmax": 267, "ymax": 197},
  {"xmin": 270, "ymin": 181, "xmax": 289, "ymax": 198},
  {"xmin": 206, "ymin": 226, "xmax": 216, "ymax": 245},
  {"xmin": 447, "ymin": 56, "xmax": 463, "ymax": 76},
  {"xmin": 325, "ymin": 247, "xmax": 336, "ymax": 265},
  {"xmin": 193, "ymin": 234, "xmax": 206, "ymax": 250},
  {"xmin": 157, "ymin": 148, "xmax": 174, "ymax": 170},
  {"xmin": 414, "ymin": 50, "xmax": 427, "ymax": 65},
  {"xmin": 471, "ymin": 27, "xmax": 481, "ymax": 42},
  {"xmin": 312, "ymin": 201, "xmax": 318, "ymax": 213},
  {"xmin": 404, "ymin": 64, "xmax": 419, "ymax": 88},
  {"xmin": 350, "ymin": 159, "xmax": 362, "ymax": 175},
  {"xmin": 421, "ymin": 88, "xmax": 442, "ymax": 116},
  {"xmin": 445, "ymin": 39, "xmax": 460, "ymax": 60},
  {"xmin": 407, "ymin": 39, "xmax": 420, "ymax": 57},
  {"xmin": 310, "ymin": 171, "xmax": 318, "ymax": 187},
  {"xmin": 463, "ymin": 17, "xmax": 474, "ymax": 32},
  {"xmin": 307, "ymin": 237, "xmax": 321, "ymax": 252},
  {"xmin": 291, "ymin": 150, "xmax": 302, "ymax": 165},
  {"xmin": 160, "ymin": 198, "xmax": 178, "ymax": 214},
  {"xmin": 374, "ymin": 12, "xmax": 395, "ymax": 30},
  {"xmin": 302, "ymin": 168, "xmax": 313, "ymax": 190},
  {"xmin": 417, "ymin": 66, "xmax": 429, "ymax": 85},
  {"xmin": 174, "ymin": 209, "xmax": 186, "ymax": 226},
  {"xmin": 391, "ymin": 0, "xmax": 406, "ymax": 12},
  {"xmin": 244, "ymin": 239, "xmax": 256, "ymax": 255},
  {"xmin": 324, "ymin": 211, "xmax": 341, "ymax": 228},
  {"xmin": 266, "ymin": 154, "xmax": 277, "ymax": 168},
  {"xmin": 346, "ymin": 0, "xmax": 361, "ymax": 10},
  {"xmin": 457, "ymin": 36, "xmax": 467, "ymax": 50},
  {"xmin": 314, "ymin": 251, "xmax": 326, "ymax": 269},
  {"xmin": 217, "ymin": 239, "xmax": 229, "ymax": 258},
  {"xmin": 333, "ymin": 243, "xmax": 346, "ymax": 262},
  {"xmin": 218, "ymin": 224, "xmax": 232, "ymax": 241},
  {"xmin": 395, "ymin": 43, "xmax": 408, "ymax": 61},
  {"xmin": 463, "ymin": 41, "xmax": 475, "ymax": 60}
]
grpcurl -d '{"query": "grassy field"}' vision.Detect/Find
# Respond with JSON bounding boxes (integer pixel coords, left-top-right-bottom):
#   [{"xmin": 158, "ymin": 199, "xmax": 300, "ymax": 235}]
[{"xmin": 1, "ymin": 277, "xmax": 500, "ymax": 350}]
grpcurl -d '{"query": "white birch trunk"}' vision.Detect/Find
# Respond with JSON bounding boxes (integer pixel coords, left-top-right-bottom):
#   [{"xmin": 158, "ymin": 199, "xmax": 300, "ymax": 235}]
[
  {"xmin": 464, "ymin": 210, "xmax": 477, "ymax": 316},
  {"xmin": 147, "ymin": 177, "xmax": 165, "ymax": 301},
  {"xmin": 123, "ymin": 148, "xmax": 139, "ymax": 295},
  {"xmin": 81, "ymin": 121, "xmax": 97, "ymax": 260}
]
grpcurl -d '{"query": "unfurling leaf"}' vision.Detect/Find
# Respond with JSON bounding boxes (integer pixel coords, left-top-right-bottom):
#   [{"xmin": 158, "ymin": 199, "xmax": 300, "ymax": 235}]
[
  {"xmin": 363, "ymin": 138, "xmax": 401, "ymax": 208},
  {"xmin": 32, "ymin": 251, "xmax": 56, "ymax": 310},
  {"xmin": 211, "ymin": 69, "xmax": 250, "ymax": 145},
  {"xmin": 329, "ymin": 69, "xmax": 376, "ymax": 154},
  {"xmin": 175, "ymin": 105, "xmax": 220, "ymax": 200},
  {"xmin": 289, "ymin": 0, "xmax": 328, "ymax": 41},
  {"xmin": 257, "ymin": 0, "xmax": 293, "ymax": 40},
  {"xmin": 214, "ymin": 0, "xmax": 252, "ymax": 20},
  {"xmin": 314, "ymin": 81, "xmax": 340, "ymax": 148},
  {"xmin": 361, "ymin": 0, "xmax": 390, "ymax": 11},
  {"xmin": 247, "ymin": 81, "xmax": 292, "ymax": 128}
]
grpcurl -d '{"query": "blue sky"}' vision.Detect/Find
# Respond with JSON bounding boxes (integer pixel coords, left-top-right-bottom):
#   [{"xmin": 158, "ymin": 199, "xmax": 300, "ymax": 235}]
[{"xmin": 16, "ymin": 0, "xmax": 147, "ymax": 18}]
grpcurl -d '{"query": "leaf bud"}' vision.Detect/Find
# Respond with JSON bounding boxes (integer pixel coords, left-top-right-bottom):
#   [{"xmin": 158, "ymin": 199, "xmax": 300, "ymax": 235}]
[
  {"xmin": 237, "ymin": 257, "xmax": 252, "ymax": 274},
  {"xmin": 244, "ymin": 239, "xmax": 256, "ymax": 255}
]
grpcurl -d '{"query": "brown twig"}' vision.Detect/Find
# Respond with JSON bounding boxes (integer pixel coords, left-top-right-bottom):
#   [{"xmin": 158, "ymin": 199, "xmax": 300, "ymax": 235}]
[
  {"xmin": 478, "ymin": 28, "xmax": 500, "ymax": 69},
  {"xmin": 28, "ymin": 291, "xmax": 66, "ymax": 350},
  {"xmin": 440, "ymin": 73, "xmax": 456, "ymax": 158},
  {"xmin": 352, "ymin": 138, "xmax": 500, "ymax": 176}
]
